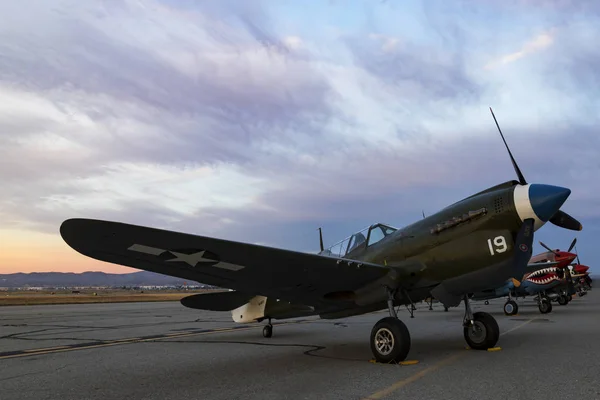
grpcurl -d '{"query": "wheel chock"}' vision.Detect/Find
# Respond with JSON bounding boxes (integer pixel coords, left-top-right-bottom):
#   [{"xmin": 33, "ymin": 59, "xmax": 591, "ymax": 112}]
[{"xmin": 368, "ymin": 359, "xmax": 419, "ymax": 365}]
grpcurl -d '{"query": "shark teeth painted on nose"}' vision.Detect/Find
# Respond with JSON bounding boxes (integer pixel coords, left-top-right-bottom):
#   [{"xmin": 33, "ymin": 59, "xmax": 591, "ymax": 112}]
[{"xmin": 526, "ymin": 267, "xmax": 560, "ymax": 284}]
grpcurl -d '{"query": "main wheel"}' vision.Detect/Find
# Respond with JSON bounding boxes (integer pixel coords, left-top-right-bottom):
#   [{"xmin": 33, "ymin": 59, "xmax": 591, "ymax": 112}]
[
  {"xmin": 538, "ymin": 299, "xmax": 552, "ymax": 314},
  {"xmin": 370, "ymin": 317, "xmax": 411, "ymax": 363},
  {"xmin": 463, "ymin": 312, "xmax": 500, "ymax": 350},
  {"xmin": 503, "ymin": 300, "xmax": 518, "ymax": 316},
  {"xmin": 484, "ymin": 300, "xmax": 489, "ymax": 305},
  {"xmin": 262, "ymin": 324, "xmax": 273, "ymax": 338},
  {"xmin": 557, "ymin": 295, "xmax": 568, "ymax": 306}
]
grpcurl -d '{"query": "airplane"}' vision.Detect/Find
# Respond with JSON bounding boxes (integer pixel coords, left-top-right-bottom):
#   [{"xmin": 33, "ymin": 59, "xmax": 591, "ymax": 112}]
[
  {"xmin": 471, "ymin": 259, "xmax": 572, "ymax": 316},
  {"xmin": 59, "ymin": 108, "xmax": 583, "ymax": 364},
  {"xmin": 567, "ymin": 241, "xmax": 592, "ymax": 291},
  {"xmin": 423, "ymin": 248, "xmax": 573, "ymax": 314},
  {"xmin": 537, "ymin": 239, "xmax": 586, "ymax": 303},
  {"xmin": 570, "ymin": 264, "xmax": 592, "ymax": 293}
]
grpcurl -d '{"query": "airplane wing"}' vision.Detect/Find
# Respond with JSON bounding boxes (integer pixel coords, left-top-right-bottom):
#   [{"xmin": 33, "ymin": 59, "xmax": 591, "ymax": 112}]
[{"xmin": 60, "ymin": 219, "xmax": 394, "ymax": 307}]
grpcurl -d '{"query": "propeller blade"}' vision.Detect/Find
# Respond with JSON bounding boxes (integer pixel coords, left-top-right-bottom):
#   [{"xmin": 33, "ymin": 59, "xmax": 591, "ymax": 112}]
[
  {"xmin": 318, "ymin": 227, "xmax": 324, "ymax": 252},
  {"xmin": 568, "ymin": 237, "xmax": 577, "ymax": 253},
  {"xmin": 574, "ymin": 244, "xmax": 581, "ymax": 265},
  {"xmin": 549, "ymin": 210, "xmax": 582, "ymax": 231},
  {"xmin": 489, "ymin": 107, "xmax": 527, "ymax": 185},
  {"xmin": 512, "ymin": 218, "xmax": 535, "ymax": 279},
  {"xmin": 539, "ymin": 241, "xmax": 559, "ymax": 256},
  {"xmin": 511, "ymin": 278, "xmax": 521, "ymax": 288}
]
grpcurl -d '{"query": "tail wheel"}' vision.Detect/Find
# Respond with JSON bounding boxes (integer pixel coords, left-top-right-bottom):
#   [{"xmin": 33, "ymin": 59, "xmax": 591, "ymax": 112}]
[{"xmin": 262, "ymin": 324, "xmax": 273, "ymax": 338}]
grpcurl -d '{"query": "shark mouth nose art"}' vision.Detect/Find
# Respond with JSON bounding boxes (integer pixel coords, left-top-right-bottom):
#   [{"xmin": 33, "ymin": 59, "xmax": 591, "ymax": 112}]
[{"xmin": 526, "ymin": 267, "xmax": 560, "ymax": 285}]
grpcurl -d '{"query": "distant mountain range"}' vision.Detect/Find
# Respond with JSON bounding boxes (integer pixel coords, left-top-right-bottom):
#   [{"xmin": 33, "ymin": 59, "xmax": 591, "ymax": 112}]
[
  {"xmin": 1, "ymin": 271, "xmax": 596, "ymax": 289},
  {"xmin": 0, "ymin": 271, "xmax": 207, "ymax": 288}
]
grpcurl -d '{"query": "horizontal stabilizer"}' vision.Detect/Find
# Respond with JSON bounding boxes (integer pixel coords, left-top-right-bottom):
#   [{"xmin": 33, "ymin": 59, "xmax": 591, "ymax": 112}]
[{"xmin": 181, "ymin": 291, "xmax": 254, "ymax": 311}]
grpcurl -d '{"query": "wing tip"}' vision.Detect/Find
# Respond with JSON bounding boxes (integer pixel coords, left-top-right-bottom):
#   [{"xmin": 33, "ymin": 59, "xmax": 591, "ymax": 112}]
[
  {"xmin": 59, "ymin": 218, "xmax": 109, "ymax": 249},
  {"xmin": 60, "ymin": 218, "xmax": 87, "ymax": 237}
]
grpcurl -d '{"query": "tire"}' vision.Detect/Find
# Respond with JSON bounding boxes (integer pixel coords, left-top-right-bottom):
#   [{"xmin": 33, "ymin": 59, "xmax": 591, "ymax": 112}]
[
  {"xmin": 484, "ymin": 300, "xmax": 489, "ymax": 305},
  {"xmin": 503, "ymin": 300, "xmax": 518, "ymax": 316},
  {"xmin": 262, "ymin": 325, "xmax": 273, "ymax": 338},
  {"xmin": 464, "ymin": 312, "xmax": 500, "ymax": 350},
  {"xmin": 557, "ymin": 295, "xmax": 568, "ymax": 306},
  {"xmin": 370, "ymin": 317, "xmax": 411, "ymax": 363},
  {"xmin": 539, "ymin": 299, "xmax": 553, "ymax": 314}
]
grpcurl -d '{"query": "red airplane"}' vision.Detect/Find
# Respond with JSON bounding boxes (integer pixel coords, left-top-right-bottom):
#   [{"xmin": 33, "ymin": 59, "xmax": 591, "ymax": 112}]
[
  {"xmin": 570, "ymin": 264, "xmax": 592, "ymax": 293},
  {"xmin": 529, "ymin": 245, "xmax": 577, "ymax": 269},
  {"xmin": 536, "ymin": 238, "xmax": 589, "ymax": 303}
]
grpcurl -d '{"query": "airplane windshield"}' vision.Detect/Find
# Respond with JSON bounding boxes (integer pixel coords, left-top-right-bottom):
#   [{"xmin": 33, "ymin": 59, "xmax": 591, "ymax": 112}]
[{"xmin": 322, "ymin": 223, "xmax": 398, "ymax": 257}]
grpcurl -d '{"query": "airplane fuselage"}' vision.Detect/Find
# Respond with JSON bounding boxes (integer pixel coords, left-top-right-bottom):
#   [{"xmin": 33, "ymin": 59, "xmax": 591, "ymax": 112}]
[
  {"xmin": 314, "ymin": 181, "xmax": 571, "ymax": 316},
  {"xmin": 333, "ymin": 182, "xmax": 552, "ymax": 282}
]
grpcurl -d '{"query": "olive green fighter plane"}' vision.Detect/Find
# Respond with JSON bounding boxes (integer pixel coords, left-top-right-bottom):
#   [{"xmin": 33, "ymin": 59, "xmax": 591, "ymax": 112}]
[{"xmin": 59, "ymin": 108, "xmax": 583, "ymax": 364}]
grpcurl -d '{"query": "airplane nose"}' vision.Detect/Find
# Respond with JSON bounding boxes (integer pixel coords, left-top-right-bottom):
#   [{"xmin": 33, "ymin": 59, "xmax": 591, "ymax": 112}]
[
  {"xmin": 576, "ymin": 265, "xmax": 590, "ymax": 273},
  {"xmin": 528, "ymin": 184, "xmax": 571, "ymax": 222}
]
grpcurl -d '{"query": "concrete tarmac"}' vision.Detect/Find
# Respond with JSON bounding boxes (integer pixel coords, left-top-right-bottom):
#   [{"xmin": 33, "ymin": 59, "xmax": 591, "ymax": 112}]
[{"xmin": 1, "ymin": 292, "xmax": 598, "ymax": 400}]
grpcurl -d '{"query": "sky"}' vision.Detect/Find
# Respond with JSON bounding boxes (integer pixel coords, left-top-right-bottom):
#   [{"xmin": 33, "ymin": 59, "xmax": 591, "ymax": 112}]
[{"xmin": 0, "ymin": 0, "xmax": 598, "ymax": 276}]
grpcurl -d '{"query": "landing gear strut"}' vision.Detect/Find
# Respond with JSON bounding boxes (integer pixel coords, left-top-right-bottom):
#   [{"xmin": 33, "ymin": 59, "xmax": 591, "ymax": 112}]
[
  {"xmin": 262, "ymin": 318, "xmax": 273, "ymax": 338},
  {"xmin": 463, "ymin": 295, "xmax": 500, "ymax": 350},
  {"xmin": 369, "ymin": 290, "xmax": 501, "ymax": 363},
  {"xmin": 403, "ymin": 289, "xmax": 417, "ymax": 318},
  {"xmin": 369, "ymin": 288, "xmax": 411, "ymax": 363}
]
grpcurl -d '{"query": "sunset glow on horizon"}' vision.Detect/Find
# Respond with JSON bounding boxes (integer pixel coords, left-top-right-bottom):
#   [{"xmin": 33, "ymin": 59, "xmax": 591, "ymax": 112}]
[{"xmin": 1, "ymin": 228, "xmax": 138, "ymax": 274}]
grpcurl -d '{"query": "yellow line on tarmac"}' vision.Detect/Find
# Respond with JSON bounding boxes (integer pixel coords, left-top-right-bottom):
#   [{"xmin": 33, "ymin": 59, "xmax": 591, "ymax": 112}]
[
  {"xmin": 362, "ymin": 318, "xmax": 537, "ymax": 400},
  {"xmin": 23, "ymin": 346, "xmax": 71, "ymax": 353}
]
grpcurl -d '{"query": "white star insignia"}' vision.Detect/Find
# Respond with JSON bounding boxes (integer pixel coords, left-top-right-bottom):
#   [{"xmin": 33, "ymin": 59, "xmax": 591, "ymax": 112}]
[
  {"xmin": 165, "ymin": 251, "xmax": 217, "ymax": 267},
  {"xmin": 127, "ymin": 244, "xmax": 246, "ymax": 271}
]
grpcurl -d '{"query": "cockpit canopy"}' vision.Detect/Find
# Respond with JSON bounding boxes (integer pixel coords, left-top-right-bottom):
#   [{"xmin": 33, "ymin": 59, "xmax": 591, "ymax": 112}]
[{"xmin": 321, "ymin": 223, "xmax": 398, "ymax": 258}]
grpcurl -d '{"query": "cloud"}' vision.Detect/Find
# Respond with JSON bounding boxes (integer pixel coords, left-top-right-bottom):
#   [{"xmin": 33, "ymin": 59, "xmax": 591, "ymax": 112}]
[
  {"xmin": 0, "ymin": 0, "xmax": 599, "ymax": 273},
  {"xmin": 484, "ymin": 31, "xmax": 555, "ymax": 70},
  {"xmin": 344, "ymin": 35, "xmax": 482, "ymax": 105}
]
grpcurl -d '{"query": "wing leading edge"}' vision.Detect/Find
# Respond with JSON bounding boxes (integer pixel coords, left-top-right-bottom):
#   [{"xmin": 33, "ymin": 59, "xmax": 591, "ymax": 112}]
[{"xmin": 59, "ymin": 218, "xmax": 394, "ymax": 307}]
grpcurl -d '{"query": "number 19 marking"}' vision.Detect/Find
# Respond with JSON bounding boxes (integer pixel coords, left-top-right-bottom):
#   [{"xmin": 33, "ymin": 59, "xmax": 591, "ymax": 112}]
[{"xmin": 488, "ymin": 236, "xmax": 508, "ymax": 255}]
